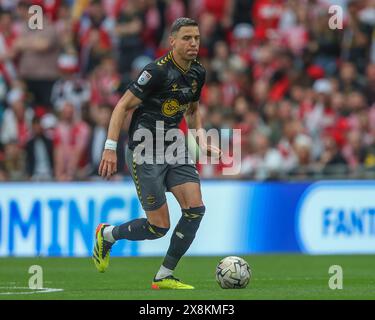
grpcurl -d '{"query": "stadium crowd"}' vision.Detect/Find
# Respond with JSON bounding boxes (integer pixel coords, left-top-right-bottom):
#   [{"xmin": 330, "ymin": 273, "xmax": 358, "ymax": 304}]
[{"xmin": 0, "ymin": 0, "xmax": 374, "ymax": 181}]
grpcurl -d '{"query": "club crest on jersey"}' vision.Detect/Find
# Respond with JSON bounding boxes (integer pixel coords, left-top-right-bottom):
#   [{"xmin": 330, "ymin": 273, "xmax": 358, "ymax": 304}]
[
  {"xmin": 191, "ymin": 80, "xmax": 198, "ymax": 94},
  {"xmin": 137, "ymin": 71, "xmax": 152, "ymax": 85}
]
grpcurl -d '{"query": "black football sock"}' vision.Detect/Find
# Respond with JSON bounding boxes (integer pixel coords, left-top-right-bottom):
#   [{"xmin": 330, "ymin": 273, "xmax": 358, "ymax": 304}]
[
  {"xmin": 162, "ymin": 206, "xmax": 205, "ymax": 270},
  {"xmin": 112, "ymin": 218, "xmax": 169, "ymax": 241}
]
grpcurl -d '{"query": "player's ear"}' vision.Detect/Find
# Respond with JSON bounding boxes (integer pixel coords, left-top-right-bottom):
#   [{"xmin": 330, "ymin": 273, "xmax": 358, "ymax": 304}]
[{"xmin": 169, "ymin": 33, "xmax": 177, "ymax": 48}]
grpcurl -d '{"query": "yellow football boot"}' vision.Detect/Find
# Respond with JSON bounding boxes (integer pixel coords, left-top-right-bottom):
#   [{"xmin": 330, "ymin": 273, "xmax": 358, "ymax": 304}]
[
  {"xmin": 93, "ymin": 223, "xmax": 113, "ymax": 273},
  {"xmin": 151, "ymin": 276, "xmax": 194, "ymax": 290}
]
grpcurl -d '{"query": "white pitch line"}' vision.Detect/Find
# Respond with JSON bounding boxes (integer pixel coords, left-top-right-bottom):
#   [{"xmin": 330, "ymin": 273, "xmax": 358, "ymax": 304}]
[{"xmin": 0, "ymin": 286, "xmax": 64, "ymax": 295}]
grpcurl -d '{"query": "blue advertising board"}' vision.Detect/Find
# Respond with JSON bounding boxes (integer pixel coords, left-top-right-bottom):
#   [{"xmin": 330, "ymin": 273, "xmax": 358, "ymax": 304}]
[{"xmin": 0, "ymin": 181, "xmax": 374, "ymax": 256}]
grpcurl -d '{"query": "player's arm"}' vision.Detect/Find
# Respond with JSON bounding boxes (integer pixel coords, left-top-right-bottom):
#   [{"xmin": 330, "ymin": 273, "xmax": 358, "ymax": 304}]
[
  {"xmin": 99, "ymin": 90, "xmax": 141, "ymax": 179},
  {"xmin": 99, "ymin": 62, "xmax": 163, "ymax": 178},
  {"xmin": 185, "ymin": 101, "xmax": 222, "ymax": 158}
]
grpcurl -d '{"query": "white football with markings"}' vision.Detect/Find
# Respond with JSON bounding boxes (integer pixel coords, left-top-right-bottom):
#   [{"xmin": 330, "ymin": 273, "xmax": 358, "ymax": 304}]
[{"xmin": 215, "ymin": 256, "xmax": 251, "ymax": 289}]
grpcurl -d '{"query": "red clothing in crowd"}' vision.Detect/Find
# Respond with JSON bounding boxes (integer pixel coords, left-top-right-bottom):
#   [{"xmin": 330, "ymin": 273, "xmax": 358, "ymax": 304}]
[
  {"xmin": 54, "ymin": 121, "xmax": 90, "ymax": 170},
  {"xmin": 102, "ymin": 0, "xmax": 124, "ymax": 19},
  {"xmin": 203, "ymin": 0, "xmax": 229, "ymax": 21},
  {"xmin": 252, "ymin": 0, "xmax": 284, "ymax": 40},
  {"xmin": 79, "ymin": 27, "xmax": 112, "ymax": 51},
  {"xmin": 0, "ymin": 22, "xmax": 18, "ymax": 83},
  {"xmin": 32, "ymin": 0, "xmax": 62, "ymax": 21}
]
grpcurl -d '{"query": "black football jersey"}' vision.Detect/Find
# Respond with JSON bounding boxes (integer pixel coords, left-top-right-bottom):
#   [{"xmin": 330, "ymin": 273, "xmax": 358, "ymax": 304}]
[{"xmin": 127, "ymin": 51, "xmax": 206, "ymax": 151}]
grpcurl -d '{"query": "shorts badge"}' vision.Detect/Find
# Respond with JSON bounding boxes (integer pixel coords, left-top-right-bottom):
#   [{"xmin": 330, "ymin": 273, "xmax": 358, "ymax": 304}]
[{"xmin": 146, "ymin": 195, "xmax": 156, "ymax": 205}]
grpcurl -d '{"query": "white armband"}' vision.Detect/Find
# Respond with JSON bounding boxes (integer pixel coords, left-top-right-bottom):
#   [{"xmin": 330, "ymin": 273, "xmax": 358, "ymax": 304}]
[{"xmin": 104, "ymin": 139, "xmax": 117, "ymax": 151}]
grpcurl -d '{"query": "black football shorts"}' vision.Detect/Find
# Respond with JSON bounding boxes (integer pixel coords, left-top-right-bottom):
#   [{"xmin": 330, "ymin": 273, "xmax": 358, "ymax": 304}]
[{"xmin": 125, "ymin": 145, "xmax": 200, "ymax": 211}]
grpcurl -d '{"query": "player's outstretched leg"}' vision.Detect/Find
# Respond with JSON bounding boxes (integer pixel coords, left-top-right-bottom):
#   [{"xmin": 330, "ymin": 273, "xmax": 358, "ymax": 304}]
[
  {"xmin": 93, "ymin": 219, "xmax": 169, "ymax": 273},
  {"xmin": 151, "ymin": 206, "xmax": 205, "ymax": 290}
]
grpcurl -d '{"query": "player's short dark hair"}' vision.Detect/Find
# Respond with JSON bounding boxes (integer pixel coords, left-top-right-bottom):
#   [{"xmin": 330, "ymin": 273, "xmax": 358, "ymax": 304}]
[{"xmin": 170, "ymin": 17, "xmax": 198, "ymax": 35}]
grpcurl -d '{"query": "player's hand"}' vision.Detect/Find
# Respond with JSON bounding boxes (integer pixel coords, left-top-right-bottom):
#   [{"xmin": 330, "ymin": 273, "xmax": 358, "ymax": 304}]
[
  {"xmin": 98, "ymin": 149, "xmax": 117, "ymax": 179},
  {"xmin": 202, "ymin": 144, "xmax": 223, "ymax": 159}
]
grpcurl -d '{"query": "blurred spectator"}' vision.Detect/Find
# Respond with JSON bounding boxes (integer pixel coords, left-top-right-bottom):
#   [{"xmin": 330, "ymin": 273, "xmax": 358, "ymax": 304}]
[
  {"xmin": 279, "ymin": 1, "xmax": 309, "ymax": 56},
  {"xmin": 141, "ymin": 0, "xmax": 163, "ymax": 50},
  {"xmin": 231, "ymin": 0, "xmax": 254, "ymax": 26},
  {"xmin": 0, "ymin": 75, "xmax": 6, "ymax": 117},
  {"xmin": 363, "ymin": 141, "xmax": 375, "ymax": 171},
  {"xmin": 51, "ymin": 54, "xmax": 91, "ymax": 114},
  {"xmin": 319, "ymin": 135, "xmax": 348, "ymax": 175},
  {"xmin": 278, "ymin": 119, "xmax": 303, "ymax": 172},
  {"xmin": 201, "ymin": 80, "xmax": 225, "ymax": 111},
  {"xmin": 262, "ymin": 101, "xmax": 282, "ymax": 145},
  {"xmin": 252, "ymin": 79, "xmax": 270, "ymax": 108},
  {"xmin": 304, "ymin": 78, "xmax": 336, "ymax": 157},
  {"xmin": 240, "ymin": 131, "xmax": 283, "ymax": 180},
  {"xmin": 53, "ymin": 101, "xmax": 90, "ymax": 181},
  {"xmin": 2, "ymin": 140, "xmax": 26, "ymax": 181},
  {"xmin": 268, "ymin": 49, "xmax": 293, "ymax": 102},
  {"xmin": 341, "ymin": 0, "xmax": 373, "ymax": 73},
  {"xmin": 231, "ymin": 23, "xmax": 254, "ymax": 67},
  {"xmin": 77, "ymin": 0, "xmax": 113, "ymax": 75},
  {"xmin": 330, "ymin": 92, "xmax": 348, "ymax": 116},
  {"xmin": 56, "ymin": 2, "xmax": 77, "ymax": 57},
  {"xmin": 289, "ymin": 134, "xmax": 315, "ymax": 178},
  {"xmin": 115, "ymin": 0, "xmax": 144, "ymax": 74},
  {"xmin": 338, "ymin": 61, "xmax": 364, "ymax": 93},
  {"xmin": 0, "ymin": 161, "xmax": 6, "ymax": 180},
  {"xmin": 197, "ymin": 11, "xmax": 225, "ymax": 57},
  {"xmin": 0, "ymin": 9, "xmax": 18, "ymax": 85},
  {"xmin": 25, "ymin": 116, "xmax": 54, "ymax": 181},
  {"xmin": 13, "ymin": 2, "xmax": 60, "ymax": 109},
  {"xmin": 90, "ymin": 55, "xmax": 121, "ymax": 108},
  {"xmin": 252, "ymin": 0, "xmax": 284, "ymax": 41},
  {"xmin": 308, "ymin": 8, "xmax": 342, "ymax": 76},
  {"xmin": 212, "ymin": 41, "xmax": 231, "ymax": 77},
  {"xmin": 0, "ymin": 93, "xmax": 33, "ymax": 147},
  {"xmin": 364, "ymin": 63, "xmax": 375, "ymax": 105},
  {"xmin": 342, "ymin": 130, "xmax": 367, "ymax": 170}
]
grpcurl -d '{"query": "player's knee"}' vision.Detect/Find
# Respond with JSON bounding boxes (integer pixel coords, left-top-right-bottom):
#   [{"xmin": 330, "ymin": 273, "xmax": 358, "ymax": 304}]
[
  {"xmin": 176, "ymin": 206, "xmax": 205, "ymax": 241},
  {"xmin": 147, "ymin": 216, "xmax": 170, "ymax": 229},
  {"xmin": 182, "ymin": 205, "xmax": 206, "ymax": 220},
  {"xmin": 146, "ymin": 221, "xmax": 170, "ymax": 239}
]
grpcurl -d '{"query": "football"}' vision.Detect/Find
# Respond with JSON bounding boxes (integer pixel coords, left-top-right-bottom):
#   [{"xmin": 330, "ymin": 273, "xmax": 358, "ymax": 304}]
[{"xmin": 215, "ymin": 256, "xmax": 251, "ymax": 289}]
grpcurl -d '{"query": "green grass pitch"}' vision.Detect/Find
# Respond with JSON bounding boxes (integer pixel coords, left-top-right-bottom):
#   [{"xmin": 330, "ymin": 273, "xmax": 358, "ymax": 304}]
[{"xmin": 0, "ymin": 255, "xmax": 374, "ymax": 300}]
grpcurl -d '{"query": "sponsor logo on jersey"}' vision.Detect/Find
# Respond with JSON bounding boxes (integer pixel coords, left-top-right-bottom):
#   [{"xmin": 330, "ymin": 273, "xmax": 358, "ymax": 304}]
[
  {"xmin": 161, "ymin": 99, "xmax": 188, "ymax": 117},
  {"xmin": 137, "ymin": 70, "xmax": 152, "ymax": 85}
]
